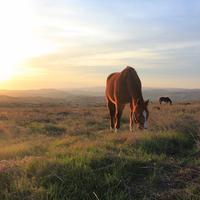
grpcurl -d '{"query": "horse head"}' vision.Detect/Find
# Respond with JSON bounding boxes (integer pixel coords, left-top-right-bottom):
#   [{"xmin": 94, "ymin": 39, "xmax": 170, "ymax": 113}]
[{"xmin": 133, "ymin": 99, "xmax": 149, "ymax": 129}]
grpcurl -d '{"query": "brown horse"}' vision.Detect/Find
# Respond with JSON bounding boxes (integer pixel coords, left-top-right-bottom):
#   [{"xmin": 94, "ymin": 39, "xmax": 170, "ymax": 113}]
[{"xmin": 106, "ymin": 66, "xmax": 149, "ymax": 132}]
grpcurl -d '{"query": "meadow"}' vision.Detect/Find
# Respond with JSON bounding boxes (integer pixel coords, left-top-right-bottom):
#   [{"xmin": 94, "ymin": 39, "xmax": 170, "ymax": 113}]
[{"xmin": 0, "ymin": 97, "xmax": 200, "ymax": 200}]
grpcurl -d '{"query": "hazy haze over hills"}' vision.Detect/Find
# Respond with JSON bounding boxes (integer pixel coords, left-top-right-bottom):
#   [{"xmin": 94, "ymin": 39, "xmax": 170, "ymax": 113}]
[{"xmin": 0, "ymin": 87, "xmax": 200, "ymax": 102}]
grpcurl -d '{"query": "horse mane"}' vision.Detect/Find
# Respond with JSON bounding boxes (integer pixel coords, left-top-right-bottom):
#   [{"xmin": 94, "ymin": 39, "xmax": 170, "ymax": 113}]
[{"xmin": 124, "ymin": 67, "xmax": 143, "ymax": 102}]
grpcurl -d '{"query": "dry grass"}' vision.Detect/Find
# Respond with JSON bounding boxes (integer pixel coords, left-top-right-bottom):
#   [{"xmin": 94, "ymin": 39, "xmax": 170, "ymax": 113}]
[{"xmin": 0, "ymin": 98, "xmax": 200, "ymax": 199}]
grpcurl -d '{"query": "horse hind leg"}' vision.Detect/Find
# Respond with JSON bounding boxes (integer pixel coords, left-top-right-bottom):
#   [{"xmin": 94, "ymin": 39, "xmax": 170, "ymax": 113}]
[{"xmin": 107, "ymin": 101, "xmax": 116, "ymax": 131}]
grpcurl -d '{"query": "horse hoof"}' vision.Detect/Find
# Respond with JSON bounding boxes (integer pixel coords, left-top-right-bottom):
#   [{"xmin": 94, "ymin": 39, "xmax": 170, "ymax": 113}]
[
  {"xmin": 130, "ymin": 128, "xmax": 133, "ymax": 132},
  {"xmin": 114, "ymin": 128, "xmax": 118, "ymax": 133},
  {"xmin": 110, "ymin": 127, "xmax": 114, "ymax": 132}
]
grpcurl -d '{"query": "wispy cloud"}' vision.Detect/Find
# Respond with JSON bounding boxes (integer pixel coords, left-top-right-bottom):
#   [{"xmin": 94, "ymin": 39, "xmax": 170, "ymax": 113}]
[{"xmin": 1, "ymin": 0, "xmax": 200, "ymax": 89}]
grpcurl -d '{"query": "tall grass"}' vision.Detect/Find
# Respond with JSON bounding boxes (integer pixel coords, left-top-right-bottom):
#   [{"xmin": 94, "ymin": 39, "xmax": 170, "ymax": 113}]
[{"xmin": 0, "ymin": 100, "xmax": 200, "ymax": 199}]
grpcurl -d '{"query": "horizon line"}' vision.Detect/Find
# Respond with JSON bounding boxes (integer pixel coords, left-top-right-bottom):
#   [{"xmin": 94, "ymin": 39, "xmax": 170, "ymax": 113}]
[{"xmin": 0, "ymin": 86, "xmax": 200, "ymax": 91}]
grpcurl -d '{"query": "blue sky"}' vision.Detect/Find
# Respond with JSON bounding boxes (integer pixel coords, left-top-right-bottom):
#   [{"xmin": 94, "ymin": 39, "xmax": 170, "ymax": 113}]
[{"xmin": 1, "ymin": 0, "xmax": 200, "ymax": 89}]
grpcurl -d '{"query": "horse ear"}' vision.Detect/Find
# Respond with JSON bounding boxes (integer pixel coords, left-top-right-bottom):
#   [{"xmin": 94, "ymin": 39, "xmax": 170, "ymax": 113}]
[{"xmin": 145, "ymin": 99, "xmax": 149, "ymax": 106}]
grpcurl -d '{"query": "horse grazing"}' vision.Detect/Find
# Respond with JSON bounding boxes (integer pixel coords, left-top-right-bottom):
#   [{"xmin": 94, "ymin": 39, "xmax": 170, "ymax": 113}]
[
  {"xmin": 159, "ymin": 97, "xmax": 172, "ymax": 105},
  {"xmin": 106, "ymin": 66, "xmax": 149, "ymax": 132}
]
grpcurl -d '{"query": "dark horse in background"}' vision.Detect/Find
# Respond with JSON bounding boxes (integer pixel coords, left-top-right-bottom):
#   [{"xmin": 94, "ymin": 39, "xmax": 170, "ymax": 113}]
[
  {"xmin": 159, "ymin": 97, "xmax": 172, "ymax": 105},
  {"xmin": 106, "ymin": 66, "xmax": 149, "ymax": 132}
]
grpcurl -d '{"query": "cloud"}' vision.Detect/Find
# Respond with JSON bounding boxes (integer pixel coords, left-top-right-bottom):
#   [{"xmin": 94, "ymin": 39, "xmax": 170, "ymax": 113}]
[{"xmin": 3, "ymin": 0, "xmax": 200, "ymax": 89}]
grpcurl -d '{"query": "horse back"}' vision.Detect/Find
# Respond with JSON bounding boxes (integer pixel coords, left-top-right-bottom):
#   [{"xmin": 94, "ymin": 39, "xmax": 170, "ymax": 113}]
[{"xmin": 106, "ymin": 67, "xmax": 142, "ymax": 104}]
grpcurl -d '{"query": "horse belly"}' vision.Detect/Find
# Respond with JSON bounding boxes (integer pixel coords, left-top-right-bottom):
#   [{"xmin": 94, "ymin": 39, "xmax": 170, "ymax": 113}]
[{"xmin": 115, "ymin": 85, "xmax": 131, "ymax": 104}]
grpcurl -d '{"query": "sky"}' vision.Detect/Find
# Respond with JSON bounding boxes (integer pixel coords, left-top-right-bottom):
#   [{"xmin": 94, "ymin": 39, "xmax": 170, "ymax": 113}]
[{"xmin": 0, "ymin": 0, "xmax": 200, "ymax": 90}]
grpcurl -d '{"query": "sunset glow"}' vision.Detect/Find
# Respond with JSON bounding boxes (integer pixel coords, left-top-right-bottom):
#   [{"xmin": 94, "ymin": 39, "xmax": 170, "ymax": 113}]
[
  {"xmin": 0, "ymin": 0, "xmax": 199, "ymax": 89},
  {"xmin": 0, "ymin": 0, "xmax": 56, "ymax": 84},
  {"xmin": 0, "ymin": 1, "xmax": 34, "ymax": 66},
  {"xmin": 0, "ymin": 67, "xmax": 18, "ymax": 81}
]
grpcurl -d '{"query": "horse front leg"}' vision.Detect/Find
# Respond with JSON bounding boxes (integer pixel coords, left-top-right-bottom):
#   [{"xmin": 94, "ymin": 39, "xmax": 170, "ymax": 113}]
[
  {"xmin": 129, "ymin": 111, "xmax": 134, "ymax": 132},
  {"xmin": 115, "ymin": 104, "xmax": 124, "ymax": 133}
]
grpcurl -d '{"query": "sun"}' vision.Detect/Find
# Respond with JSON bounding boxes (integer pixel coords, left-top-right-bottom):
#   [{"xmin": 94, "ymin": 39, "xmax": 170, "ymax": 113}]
[
  {"xmin": 0, "ymin": 0, "xmax": 34, "ymax": 82},
  {"xmin": 0, "ymin": 67, "xmax": 17, "ymax": 81},
  {"xmin": 0, "ymin": 0, "xmax": 58, "ymax": 84}
]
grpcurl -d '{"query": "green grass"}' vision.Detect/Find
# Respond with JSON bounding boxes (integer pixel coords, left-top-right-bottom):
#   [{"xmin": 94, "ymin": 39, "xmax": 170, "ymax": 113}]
[{"xmin": 0, "ymin": 100, "xmax": 200, "ymax": 199}]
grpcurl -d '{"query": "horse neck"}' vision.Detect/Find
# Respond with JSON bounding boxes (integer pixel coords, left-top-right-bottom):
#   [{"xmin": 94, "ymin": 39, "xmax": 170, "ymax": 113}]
[{"xmin": 132, "ymin": 91, "xmax": 144, "ymax": 106}]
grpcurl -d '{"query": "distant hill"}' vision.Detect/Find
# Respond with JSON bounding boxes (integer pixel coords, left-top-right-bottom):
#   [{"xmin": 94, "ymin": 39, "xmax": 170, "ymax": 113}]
[
  {"xmin": 68, "ymin": 87, "xmax": 200, "ymax": 102},
  {"xmin": 0, "ymin": 89, "xmax": 73, "ymax": 99},
  {"xmin": 143, "ymin": 88, "xmax": 200, "ymax": 102},
  {"xmin": 0, "ymin": 87, "xmax": 200, "ymax": 102}
]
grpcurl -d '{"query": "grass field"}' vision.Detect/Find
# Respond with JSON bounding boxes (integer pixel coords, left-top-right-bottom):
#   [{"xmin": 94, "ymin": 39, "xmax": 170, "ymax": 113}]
[{"xmin": 0, "ymin": 98, "xmax": 200, "ymax": 200}]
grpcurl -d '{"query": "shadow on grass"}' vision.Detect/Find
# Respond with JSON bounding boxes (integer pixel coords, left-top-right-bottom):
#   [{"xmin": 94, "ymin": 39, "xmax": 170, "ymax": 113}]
[
  {"xmin": 136, "ymin": 114, "xmax": 200, "ymax": 160},
  {"xmin": 24, "ymin": 157, "xmax": 156, "ymax": 200},
  {"xmin": 136, "ymin": 131, "xmax": 195, "ymax": 158},
  {"xmin": 1, "ymin": 150, "xmax": 199, "ymax": 200}
]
